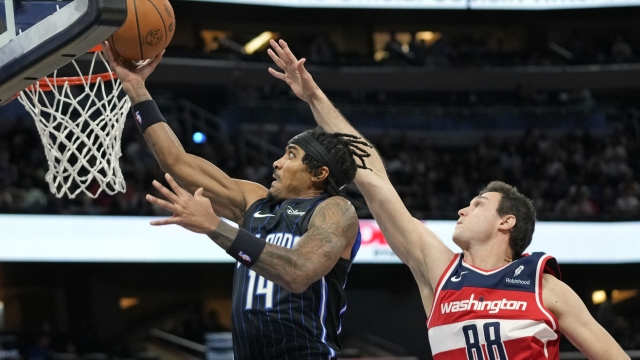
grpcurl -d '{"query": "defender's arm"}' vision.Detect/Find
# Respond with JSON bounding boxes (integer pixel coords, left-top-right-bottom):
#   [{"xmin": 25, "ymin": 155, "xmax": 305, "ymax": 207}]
[
  {"xmin": 268, "ymin": 39, "xmax": 454, "ymax": 294},
  {"xmin": 543, "ymin": 274, "xmax": 630, "ymax": 360}
]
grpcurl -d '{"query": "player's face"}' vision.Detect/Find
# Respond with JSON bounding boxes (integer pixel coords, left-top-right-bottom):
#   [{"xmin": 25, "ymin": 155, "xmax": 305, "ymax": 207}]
[
  {"xmin": 453, "ymin": 192, "xmax": 504, "ymax": 249},
  {"xmin": 268, "ymin": 144, "xmax": 314, "ymax": 200}
]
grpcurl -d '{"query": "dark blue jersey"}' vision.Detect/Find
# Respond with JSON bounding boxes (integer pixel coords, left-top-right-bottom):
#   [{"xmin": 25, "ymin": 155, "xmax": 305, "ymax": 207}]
[{"xmin": 231, "ymin": 195, "xmax": 361, "ymax": 360}]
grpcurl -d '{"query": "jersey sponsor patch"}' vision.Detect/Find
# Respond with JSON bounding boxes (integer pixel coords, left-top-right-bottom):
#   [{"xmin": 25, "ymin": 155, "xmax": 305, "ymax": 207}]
[
  {"xmin": 506, "ymin": 277, "xmax": 531, "ymax": 285},
  {"xmin": 514, "ymin": 265, "xmax": 525, "ymax": 276},
  {"xmin": 286, "ymin": 206, "xmax": 306, "ymax": 216}
]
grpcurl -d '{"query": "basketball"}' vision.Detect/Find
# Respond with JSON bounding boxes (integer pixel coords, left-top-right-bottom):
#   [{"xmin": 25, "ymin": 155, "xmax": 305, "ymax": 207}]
[{"xmin": 108, "ymin": 0, "xmax": 175, "ymax": 62}]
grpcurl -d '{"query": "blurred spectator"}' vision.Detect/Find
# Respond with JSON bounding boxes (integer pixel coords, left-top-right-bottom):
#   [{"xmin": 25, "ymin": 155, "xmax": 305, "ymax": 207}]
[
  {"xmin": 307, "ymin": 35, "xmax": 338, "ymax": 64},
  {"xmin": 612, "ymin": 34, "xmax": 633, "ymax": 63},
  {"xmin": 26, "ymin": 335, "xmax": 53, "ymax": 360}
]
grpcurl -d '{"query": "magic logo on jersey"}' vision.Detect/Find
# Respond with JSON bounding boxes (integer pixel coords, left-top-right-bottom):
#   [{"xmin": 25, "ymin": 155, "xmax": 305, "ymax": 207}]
[
  {"xmin": 264, "ymin": 232, "xmax": 301, "ymax": 249},
  {"xmin": 440, "ymin": 294, "xmax": 528, "ymax": 315}
]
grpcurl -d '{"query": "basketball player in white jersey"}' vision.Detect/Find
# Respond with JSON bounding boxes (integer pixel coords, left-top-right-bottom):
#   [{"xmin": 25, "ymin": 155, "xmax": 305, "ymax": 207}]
[{"xmin": 267, "ymin": 39, "xmax": 629, "ymax": 359}]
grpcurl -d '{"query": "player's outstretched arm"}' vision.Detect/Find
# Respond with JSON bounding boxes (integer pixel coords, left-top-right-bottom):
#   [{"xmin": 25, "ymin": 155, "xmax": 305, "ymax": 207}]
[
  {"xmin": 147, "ymin": 174, "xmax": 358, "ymax": 294},
  {"xmin": 103, "ymin": 42, "xmax": 267, "ymax": 223},
  {"xmin": 267, "ymin": 39, "xmax": 454, "ymax": 291},
  {"xmin": 543, "ymin": 274, "xmax": 630, "ymax": 360}
]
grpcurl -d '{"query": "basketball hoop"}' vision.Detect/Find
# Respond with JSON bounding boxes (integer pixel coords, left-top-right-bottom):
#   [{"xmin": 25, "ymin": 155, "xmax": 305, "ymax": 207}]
[{"xmin": 18, "ymin": 44, "xmax": 131, "ymax": 199}]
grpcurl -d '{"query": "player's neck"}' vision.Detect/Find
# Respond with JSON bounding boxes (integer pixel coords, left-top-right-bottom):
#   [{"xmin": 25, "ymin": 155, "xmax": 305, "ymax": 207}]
[
  {"xmin": 290, "ymin": 188, "xmax": 325, "ymax": 199},
  {"xmin": 462, "ymin": 241, "xmax": 513, "ymax": 271}
]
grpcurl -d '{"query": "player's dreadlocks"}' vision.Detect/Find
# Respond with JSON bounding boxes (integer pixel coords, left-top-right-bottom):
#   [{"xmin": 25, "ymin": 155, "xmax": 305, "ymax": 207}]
[{"xmin": 301, "ymin": 127, "xmax": 373, "ymax": 196}]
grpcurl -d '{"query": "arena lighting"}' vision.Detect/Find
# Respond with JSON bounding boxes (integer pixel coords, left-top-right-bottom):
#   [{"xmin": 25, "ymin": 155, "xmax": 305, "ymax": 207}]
[
  {"xmin": 611, "ymin": 290, "xmax": 638, "ymax": 305},
  {"xmin": 120, "ymin": 298, "xmax": 140, "ymax": 310},
  {"xmin": 243, "ymin": 31, "xmax": 276, "ymax": 55},
  {"xmin": 190, "ymin": 0, "xmax": 640, "ymax": 10},
  {"xmin": 193, "ymin": 132, "xmax": 207, "ymax": 144},
  {"xmin": 415, "ymin": 31, "xmax": 442, "ymax": 46},
  {"xmin": 0, "ymin": 216, "xmax": 639, "ymax": 263},
  {"xmin": 592, "ymin": 290, "xmax": 607, "ymax": 305}
]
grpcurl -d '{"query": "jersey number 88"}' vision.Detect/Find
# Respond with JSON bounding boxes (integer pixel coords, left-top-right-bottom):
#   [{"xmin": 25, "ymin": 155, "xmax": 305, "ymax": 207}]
[{"xmin": 462, "ymin": 322, "xmax": 507, "ymax": 360}]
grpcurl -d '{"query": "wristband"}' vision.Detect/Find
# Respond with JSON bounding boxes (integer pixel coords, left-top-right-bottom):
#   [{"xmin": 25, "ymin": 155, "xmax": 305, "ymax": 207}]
[
  {"xmin": 132, "ymin": 100, "xmax": 167, "ymax": 133},
  {"xmin": 226, "ymin": 229, "xmax": 266, "ymax": 268}
]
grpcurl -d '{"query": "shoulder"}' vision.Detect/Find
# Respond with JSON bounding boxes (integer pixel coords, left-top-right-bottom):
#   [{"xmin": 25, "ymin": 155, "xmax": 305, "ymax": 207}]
[
  {"xmin": 312, "ymin": 196, "xmax": 357, "ymax": 222},
  {"xmin": 309, "ymin": 196, "xmax": 358, "ymax": 230},
  {"xmin": 541, "ymin": 273, "xmax": 570, "ymax": 317}
]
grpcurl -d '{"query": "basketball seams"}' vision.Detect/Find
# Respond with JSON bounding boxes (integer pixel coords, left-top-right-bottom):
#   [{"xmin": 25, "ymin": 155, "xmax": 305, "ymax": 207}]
[
  {"xmin": 146, "ymin": 0, "xmax": 168, "ymax": 49},
  {"xmin": 110, "ymin": 0, "xmax": 173, "ymax": 61},
  {"xmin": 132, "ymin": 0, "xmax": 144, "ymax": 60}
]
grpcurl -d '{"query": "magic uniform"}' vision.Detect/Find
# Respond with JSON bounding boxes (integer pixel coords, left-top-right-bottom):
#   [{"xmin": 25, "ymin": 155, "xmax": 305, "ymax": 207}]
[
  {"xmin": 427, "ymin": 252, "xmax": 562, "ymax": 360},
  {"xmin": 231, "ymin": 195, "xmax": 361, "ymax": 360}
]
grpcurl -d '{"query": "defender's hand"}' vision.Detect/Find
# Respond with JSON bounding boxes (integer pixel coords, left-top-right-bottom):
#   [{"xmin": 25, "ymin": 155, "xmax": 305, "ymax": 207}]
[
  {"xmin": 268, "ymin": 39, "xmax": 321, "ymax": 103},
  {"xmin": 146, "ymin": 173, "xmax": 221, "ymax": 234},
  {"xmin": 102, "ymin": 41, "xmax": 164, "ymax": 85}
]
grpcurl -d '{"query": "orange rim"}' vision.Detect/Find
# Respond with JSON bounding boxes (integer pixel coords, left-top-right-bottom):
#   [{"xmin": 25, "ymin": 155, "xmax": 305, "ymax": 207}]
[
  {"xmin": 27, "ymin": 72, "xmax": 118, "ymax": 92},
  {"xmin": 12, "ymin": 43, "xmax": 114, "ymax": 96}
]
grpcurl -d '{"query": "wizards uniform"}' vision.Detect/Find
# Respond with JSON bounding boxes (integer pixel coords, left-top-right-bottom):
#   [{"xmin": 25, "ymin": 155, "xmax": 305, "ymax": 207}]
[
  {"xmin": 427, "ymin": 252, "xmax": 561, "ymax": 360},
  {"xmin": 231, "ymin": 195, "xmax": 361, "ymax": 360}
]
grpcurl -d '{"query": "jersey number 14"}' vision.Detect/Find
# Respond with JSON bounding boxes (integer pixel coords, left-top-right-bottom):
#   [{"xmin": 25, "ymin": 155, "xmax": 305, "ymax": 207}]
[{"xmin": 245, "ymin": 270, "xmax": 274, "ymax": 309}]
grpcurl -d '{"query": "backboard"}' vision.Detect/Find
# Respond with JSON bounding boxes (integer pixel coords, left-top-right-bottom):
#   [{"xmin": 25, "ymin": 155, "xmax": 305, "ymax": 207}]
[{"xmin": 0, "ymin": 0, "xmax": 127, "ymax": 106}]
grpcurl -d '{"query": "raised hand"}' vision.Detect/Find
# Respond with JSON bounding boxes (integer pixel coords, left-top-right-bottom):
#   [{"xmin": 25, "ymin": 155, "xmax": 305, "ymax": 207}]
[
  {"xmin": 146, "ymin": 173, "xmax": 221, "ymax": 234},
  {"xmin": 102, "ymin": 41, "xmax": 164, "ymax": 85},
  {"xmin": 268, "ymin": 39, "xmax": 320, "ymax": 103}
]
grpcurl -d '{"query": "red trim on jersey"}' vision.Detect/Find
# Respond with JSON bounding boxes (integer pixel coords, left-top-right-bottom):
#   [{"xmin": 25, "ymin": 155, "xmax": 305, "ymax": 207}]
[
  {"xmin": 536, "ymin": 255, "xmax": 560, "ymax": 331},
  {"xmin": 427, "ymin": 253, "xmax": 460, "ymax": 326},
  {"xmin": 435, "ymin": 253, "xmax": 461, "ymax": 292},
  {"xmin": 461, "ymin": 258, "xmax": 513, "ymax": 274}
]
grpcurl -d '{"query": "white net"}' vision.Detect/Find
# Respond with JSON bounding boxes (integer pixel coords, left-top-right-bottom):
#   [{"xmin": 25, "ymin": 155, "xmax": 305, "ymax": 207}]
[{"xmin": 18, "ymin": 51, "xmax": 131, "ymax": 198}]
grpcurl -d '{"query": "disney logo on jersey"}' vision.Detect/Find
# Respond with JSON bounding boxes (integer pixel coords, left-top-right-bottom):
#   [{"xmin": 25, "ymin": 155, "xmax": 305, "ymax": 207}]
[
  {"xmin": 286, "ymin": 206, "xmax": 306, "ymax": 216},
  {"xmin": 440, "ymin": 294, "xmax": 527, "ymax": 315},
  {"xmin": 265, "ymin": 232, "xmax": 301, "ymax": 249}
]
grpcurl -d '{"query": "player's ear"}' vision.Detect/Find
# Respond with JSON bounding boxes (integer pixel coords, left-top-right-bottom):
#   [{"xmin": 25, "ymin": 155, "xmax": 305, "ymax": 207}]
[
  {"xmin": 499, "ymin": 214, "xmax": 516, "ymax": 231},
  {"xmin": 311, "ymin": 166, "xmax": 330, "ymax": 183}
]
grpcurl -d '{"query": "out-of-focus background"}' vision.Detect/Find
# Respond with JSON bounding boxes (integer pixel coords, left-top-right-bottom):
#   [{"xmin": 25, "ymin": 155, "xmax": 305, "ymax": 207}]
[{"xmin": 0, "ymin": 0, "xmax": 639, "ymax": 358}]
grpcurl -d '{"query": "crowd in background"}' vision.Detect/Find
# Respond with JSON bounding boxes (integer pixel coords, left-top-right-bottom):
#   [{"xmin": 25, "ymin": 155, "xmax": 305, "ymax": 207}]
[
  {"xmin": 303, "ymin": 32, "xmax": 638, "ymax": 67},
  {"xmin": 0, "ymin": 107, "xmax": 638, "ymax": 221},
  {"xmin": 199, "ymin": 30, "xmax": 639, "ymax": 68}
]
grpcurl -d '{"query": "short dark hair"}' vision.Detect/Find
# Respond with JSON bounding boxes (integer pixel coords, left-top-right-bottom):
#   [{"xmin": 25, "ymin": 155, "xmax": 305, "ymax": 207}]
[
  {"xmin": 479, "ymin": 181, "xmax": 536, "ymax": 259},
  {"xmin": 300, "ymin": 127, "xmax": 372, "ymax": 197}
]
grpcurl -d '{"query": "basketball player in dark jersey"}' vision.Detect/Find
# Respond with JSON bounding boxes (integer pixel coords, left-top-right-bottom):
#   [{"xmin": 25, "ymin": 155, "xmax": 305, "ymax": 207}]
[
  {"xmin": 267, "ymin": 39, "xmax": 629, "ymax": 359},
  {"xmin": 103, "ymin": 42, "xmax": 372, "ymax": 359}
]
